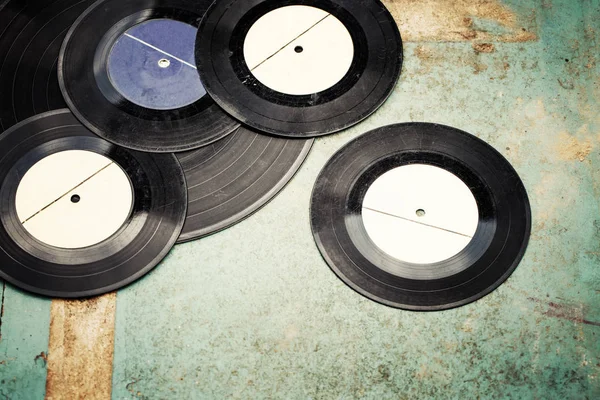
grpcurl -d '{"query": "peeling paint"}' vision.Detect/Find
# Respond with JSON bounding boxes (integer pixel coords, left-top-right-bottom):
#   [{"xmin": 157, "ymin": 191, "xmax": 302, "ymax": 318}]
[
  {"xmin": 473, "ymin": 42, "xmax": 496, "ymax": 53},
  {"xmin": 555, "ymin": 131, "xmax": 593, "ymax": 162},
  {"xmin": 382, "ymin": 0, "xmax": 538, "ymax": 42}
]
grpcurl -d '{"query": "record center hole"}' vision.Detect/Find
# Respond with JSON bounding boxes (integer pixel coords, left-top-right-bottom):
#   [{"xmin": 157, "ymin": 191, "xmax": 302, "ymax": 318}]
[
  {"xmin": 294, "ymin": 46, "xmax": 303, "ymax": 53},
  {"xmin": 71, "ymin": 194, "xmax": 81, "ymax": 204},
  {"xmin": 158, "ymin": 58, "xmax": 171, "ymax": 68},
  {"xmin": 416, "ymin": 209, "xmax": 426, "ymax": 217}
]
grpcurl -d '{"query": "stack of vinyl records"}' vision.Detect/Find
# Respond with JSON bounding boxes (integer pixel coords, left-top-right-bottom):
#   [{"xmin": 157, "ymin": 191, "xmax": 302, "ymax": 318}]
[{"xmin": 0, "ymin": 0, "xmax": 529, "ymax": 310}]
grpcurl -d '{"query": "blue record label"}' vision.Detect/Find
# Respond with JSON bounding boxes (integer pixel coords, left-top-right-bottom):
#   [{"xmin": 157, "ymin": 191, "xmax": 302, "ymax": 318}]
[{"xmin": 107, "ymin": 19, "xmax": 205, "ymax": 110}]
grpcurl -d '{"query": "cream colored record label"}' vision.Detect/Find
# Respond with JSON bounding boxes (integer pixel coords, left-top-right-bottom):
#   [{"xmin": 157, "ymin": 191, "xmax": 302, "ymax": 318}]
[
  {"xmin": 15, "ymin": 150, "xmax": 133, "ymax": 249},
  {"xmin": 362, "ymin": 164, "xmax": 479, "ymax": 264},
  {"xmin": 243, "ymin": 5, "xmax": 354, "ymax": 95}
]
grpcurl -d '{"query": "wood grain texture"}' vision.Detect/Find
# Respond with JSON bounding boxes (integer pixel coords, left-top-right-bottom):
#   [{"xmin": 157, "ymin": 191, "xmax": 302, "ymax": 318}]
[{"xmin": 46, "ymin": 293, "xmax": 116, "ymax": 400}]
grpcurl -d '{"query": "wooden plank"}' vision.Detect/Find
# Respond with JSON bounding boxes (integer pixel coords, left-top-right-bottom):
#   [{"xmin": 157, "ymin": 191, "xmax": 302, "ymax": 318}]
[{"xmin": 46, "ymin": 293, "xmax": 116, "ymax": 400}]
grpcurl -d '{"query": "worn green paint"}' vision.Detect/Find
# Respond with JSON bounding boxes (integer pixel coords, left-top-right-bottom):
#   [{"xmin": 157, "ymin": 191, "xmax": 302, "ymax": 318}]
[
  {"xmin": 0, "ymin": 0, "xmax": 599, "ymax": 398},
  {"xmin": 0, "ymin": 283, "xmax": 51, "ymax": 399}
]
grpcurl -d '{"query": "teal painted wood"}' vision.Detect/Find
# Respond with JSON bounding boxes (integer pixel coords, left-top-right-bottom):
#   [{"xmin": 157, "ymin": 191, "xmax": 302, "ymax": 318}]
[
  {"xmin": 111, "ymin": 1, "xmax": 599, "ymax": 398},
  {"xmin": 0, "ymin": 0, "xmax": 598, "ymax": 398},
  {"xmin": 0, "ymin": 283, "xmax": 51, "ymax": 399}
]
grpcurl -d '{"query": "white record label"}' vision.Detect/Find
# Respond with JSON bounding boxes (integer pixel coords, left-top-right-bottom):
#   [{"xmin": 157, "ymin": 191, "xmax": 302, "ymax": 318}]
[
  {"xmin": 15, "ymin": 150, "xmax": 134, "ymax": 249},
  {"xmin": 362, "ymin": 164, "xmax": 479, "ymax": 264},
  {"xmin": 243, "ymin": 5, "xmax": 354, "ymax": 95}
]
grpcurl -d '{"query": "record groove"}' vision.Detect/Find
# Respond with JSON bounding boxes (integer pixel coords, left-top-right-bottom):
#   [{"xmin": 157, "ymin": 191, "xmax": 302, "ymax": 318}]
[
  {"xmin": 310, "ymin": 123, "xmax": 531, "ymax": 311},
  {"xmin": 0, "ymin": 110, "xmax": 187, "ymax": 297},
  {"xmin": 177, "ymin": 126, "xmax": 313, "ymax": 242},
  {"xmin": 0, "ymin": 0, "xmax": 95, "ymax": 131}
]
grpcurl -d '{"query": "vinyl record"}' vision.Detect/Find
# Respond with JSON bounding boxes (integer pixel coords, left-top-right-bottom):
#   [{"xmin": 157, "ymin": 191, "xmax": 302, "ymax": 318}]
[
  {"xmin": 0, "ymin": 0, "xmax": 95, "ymax": 132},
  {"xmin": 177, "ymin": 127, "xmax": 313, "ymax": 243},
  {"xmin": 58, "ymin": 0, "xmax": 240, "ymax": 153},
  {"xmin": 0, "ymin": 110, "xmax": 187, "ymax": 297},
  {"xmin": 310, "ymin": 123, "xmax": 531, "ymax": 311},
  {"xmin": 195, "ymin": 0, "xmax": 403, "ymax": 137}
]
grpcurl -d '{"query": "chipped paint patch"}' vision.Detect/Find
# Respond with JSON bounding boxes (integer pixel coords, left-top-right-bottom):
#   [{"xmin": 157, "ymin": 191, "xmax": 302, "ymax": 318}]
[
  {"xmin": 413, "ymin": 45, "xmax": 445, "ymax": 73},
  {"xmin": 555, "ymin": 131, "xmax": 593, "ymax": 162},
  {"xmin": 528, "ymin": 298, "xmax": 600, "ymax": 327},
  {"xmin": 46, "ymin": 293, "xmax": 116, "ymax": 400},
  {"xmin": 473, "ymin": 43, "xmax": 495, "ymax": 53},
  {"xmin": 382, "ymin": 0, "xmax": 538, "ymax": 42}
]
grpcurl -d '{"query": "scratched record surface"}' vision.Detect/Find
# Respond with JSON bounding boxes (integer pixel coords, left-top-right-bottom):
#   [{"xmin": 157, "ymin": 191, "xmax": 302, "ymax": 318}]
[
  {"xmin": 0, "ymin": 110, "xmax": 187, "ymax": 297},
  {"xmin": 196, "ymin": 0, "xmax": 403, "ymax": 137},
  {"xmin": 0, "ymin": 0, "xmax": 95, "ymax": 132},
  {"xmin": 58, "ymin": 0, "xmax": 239, "ymax": 153},
  {"xmin": 176, "ymin": 127, "xmax": 313, "ymax": 243},
  {"xmin": 310, "ymin": 123, "xmax": 531, "ymax": 311}
]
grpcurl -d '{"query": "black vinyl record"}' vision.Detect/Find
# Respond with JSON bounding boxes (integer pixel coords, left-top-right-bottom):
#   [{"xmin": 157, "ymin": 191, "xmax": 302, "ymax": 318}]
[
  {"xmin": 310, "ymin": 123, "xmax": 531, "ymax": 311},
  {"xmin": 0, "ymin": 0, "xmax": 95, "ymax": 132},
  {"xmin": 195, "ymin": 0, "xmax": 403, "ymax": 138},
  {"xmin": 58, "ymin": 0, "xmax": 240, "ymax": 153},
  {"xmin": 0, "ymin": 110, "xmax": 187, "ymax": 297},
  {"xmin": 177, "ymin": 127, "xmax": 313, "ymax": 243}
]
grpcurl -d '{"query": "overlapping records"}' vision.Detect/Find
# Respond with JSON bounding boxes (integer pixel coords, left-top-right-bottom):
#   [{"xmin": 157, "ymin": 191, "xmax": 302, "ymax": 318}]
[{"xmin": 0, "ymin": 0, "xmax": 530, "ymax": 308}]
